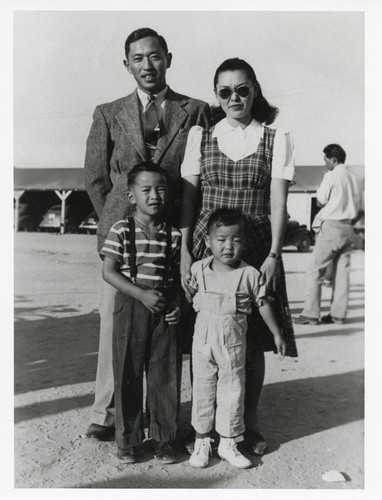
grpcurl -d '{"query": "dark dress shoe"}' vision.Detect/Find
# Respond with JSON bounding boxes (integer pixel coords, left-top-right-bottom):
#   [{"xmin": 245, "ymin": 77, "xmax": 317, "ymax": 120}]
[
  {"xmin": 153, "ymin": 441, "xmax": 178, "ymax": 464},
  {"xmin": 86, "ymin": 423, "xmax": 115, "ymax": 441},
  {"xmin": 244, "ymin": 429, "xmax": 267, "ymax": 456},
  {"xmin": 293, "ymin": 315, "xmax": 319, "ymax": 325},
  {"xmin": 321, "ymin": 314, "xmax": 345, "ymax": 324},
  {"xmin": 117, "ymin": 447, "xmax": 137, "ymax": 463}
]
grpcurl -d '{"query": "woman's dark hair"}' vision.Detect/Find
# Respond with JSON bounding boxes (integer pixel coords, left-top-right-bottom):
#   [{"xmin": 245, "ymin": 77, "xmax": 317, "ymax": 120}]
[
  {"xmin": 323, "ymin": 144, "xmax": 346, "ymax": 164},
  {"xmin": 125, "ymin": 28, "xmax": 168, "ymax": 58},
  {"xmin": 213, "ymin": 58, "xmax": 278, "ymax": 125}
]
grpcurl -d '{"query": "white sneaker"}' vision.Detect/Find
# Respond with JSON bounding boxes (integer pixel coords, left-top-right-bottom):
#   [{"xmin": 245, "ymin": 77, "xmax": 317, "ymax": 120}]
[
  {"xmin": 218, "ymin": 438, "xmax": 252, "ymax": 469},
  {"xmin": 189, "ymin": 438, "xmax": 214, "ymax": 468}
]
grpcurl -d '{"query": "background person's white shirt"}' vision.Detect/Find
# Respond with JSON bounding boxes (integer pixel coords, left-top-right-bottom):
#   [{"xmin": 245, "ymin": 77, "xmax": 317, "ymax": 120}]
[
  {"xmin": 180, "ymin": 118, "xmax": 295, "ymax": 180},
  {"xmin": 312, "ymin": 164, "xmax": 360, "ymax": 229}
]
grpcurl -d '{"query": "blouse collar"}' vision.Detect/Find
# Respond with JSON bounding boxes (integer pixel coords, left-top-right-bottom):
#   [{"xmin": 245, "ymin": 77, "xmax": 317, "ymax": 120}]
[{"xmin": 212, "ymin": 117, "xmax": 264, "ymax": 138}]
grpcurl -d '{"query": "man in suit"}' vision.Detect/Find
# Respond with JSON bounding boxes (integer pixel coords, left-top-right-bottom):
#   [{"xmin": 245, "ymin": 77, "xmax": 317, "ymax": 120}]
[{"xmin": 84, "ymin": 27, "xmax": 210, "ymax": 442}]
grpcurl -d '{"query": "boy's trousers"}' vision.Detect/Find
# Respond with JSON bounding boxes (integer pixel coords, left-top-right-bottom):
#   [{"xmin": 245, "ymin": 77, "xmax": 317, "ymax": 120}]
[{"xmin": 113, "ymin": 290, "xmax": 181, "ymax": 449}]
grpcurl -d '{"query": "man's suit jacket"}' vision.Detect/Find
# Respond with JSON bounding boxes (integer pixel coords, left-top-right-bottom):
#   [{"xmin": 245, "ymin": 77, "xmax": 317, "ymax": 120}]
[{"xmin": 84, "ymin": 88, "xmax": 211, "ymax": 252}]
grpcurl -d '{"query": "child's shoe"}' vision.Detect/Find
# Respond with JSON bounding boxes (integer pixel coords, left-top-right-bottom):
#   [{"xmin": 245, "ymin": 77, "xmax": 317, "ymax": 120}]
[
  {"xmin": 189, "ymin": 437, "xmax": 214, "ymax": 468},
  {"xmin": 217, "ymin": 437, "xmax": 252, "ymax": 469},
  {"xmin": 152, "ymin": 440, "xmax": 178, "ymax": 464},
  {"xmin": 117, "ymin": 446, "xmax": 137, "ymax": 463}
]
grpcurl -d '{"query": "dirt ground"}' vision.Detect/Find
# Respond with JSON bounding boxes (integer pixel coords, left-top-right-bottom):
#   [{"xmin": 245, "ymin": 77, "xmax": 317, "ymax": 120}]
[{"xmin": 13, "ymin": 233, "xmax": 365, "ymax": 491}]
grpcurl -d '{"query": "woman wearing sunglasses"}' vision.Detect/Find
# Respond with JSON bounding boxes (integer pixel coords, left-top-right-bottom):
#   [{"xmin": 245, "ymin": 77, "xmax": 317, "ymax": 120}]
[{"xmin": 180, "ymin": 57, "xmax": 298, "ymax": 459}]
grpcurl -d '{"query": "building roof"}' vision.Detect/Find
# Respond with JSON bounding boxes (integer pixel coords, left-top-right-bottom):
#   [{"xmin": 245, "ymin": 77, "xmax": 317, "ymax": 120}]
[
  {"xmin": 14, "ymin": 165, "xmax": 364, "ymax": 193},
  {"xmin": 290, "ymin": 165, "xmax": 364, "ymax": 193},
  {"xmin": 14, "ymin": 168, "xmax": 85, "ymax": 191}
]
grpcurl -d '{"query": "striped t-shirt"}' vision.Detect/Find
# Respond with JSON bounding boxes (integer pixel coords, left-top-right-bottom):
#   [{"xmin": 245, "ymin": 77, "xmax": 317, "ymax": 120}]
[{"xmin": 100, "ymin": 217, "xmax": 181, "ymax": 290}]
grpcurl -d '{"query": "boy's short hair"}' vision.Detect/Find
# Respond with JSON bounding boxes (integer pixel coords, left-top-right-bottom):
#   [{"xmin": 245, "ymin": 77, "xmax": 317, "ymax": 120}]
[
  {"xmin": 127, "ymin": 161, "xmax": 168, "ymax": 189},
  {"xmin": 206, "ymin": 208, "xmax": 246, "ymax": 235}
]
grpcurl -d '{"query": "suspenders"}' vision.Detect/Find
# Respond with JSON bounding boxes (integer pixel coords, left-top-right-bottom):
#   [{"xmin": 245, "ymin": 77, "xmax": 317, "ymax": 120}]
[
  {"xmin": 128, "ymin": 217, "xmax": 138, "ymax": 283},
  {"xmin": 127, "ymin": 216, "xmax": 172, "ymax": 285}
]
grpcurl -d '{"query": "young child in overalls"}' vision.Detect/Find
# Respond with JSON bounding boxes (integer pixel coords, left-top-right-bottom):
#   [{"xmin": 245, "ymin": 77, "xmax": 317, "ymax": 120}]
[
  {"xmin": 188, "ymin": 209, "xmax": 286, "ymax": 469},
  {"xmin": 101, "ymin": 162, "xmax": 181, "ymax": 464}
]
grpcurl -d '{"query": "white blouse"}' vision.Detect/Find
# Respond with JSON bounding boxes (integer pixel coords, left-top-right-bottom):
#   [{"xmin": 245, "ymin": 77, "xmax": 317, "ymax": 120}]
[{"xmin": 180, "ymin": 118, "xmax": 295, "ymax": 180}]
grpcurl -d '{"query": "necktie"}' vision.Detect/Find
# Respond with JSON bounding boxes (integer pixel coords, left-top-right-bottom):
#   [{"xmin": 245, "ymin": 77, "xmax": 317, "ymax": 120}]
[{"xmin": 144, "ymin": 94, "xmax": 160, "ymax": 160}]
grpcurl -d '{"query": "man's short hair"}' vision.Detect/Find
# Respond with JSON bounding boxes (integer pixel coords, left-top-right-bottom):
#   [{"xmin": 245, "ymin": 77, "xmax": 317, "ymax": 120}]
[
  {"xmin": 206, "ymin": 208, "xmax": 246, "ymax": 235},
  {"xmin": 127, "ymin": 161, "xmax": 168, "ymax": 189},
  {"xmin": 125, "ymin": 28, "xmax": 168, "ymax": 58},
  {"xmin": 323, "ymin": 144, "xmax": 346, "ymax": 164}
]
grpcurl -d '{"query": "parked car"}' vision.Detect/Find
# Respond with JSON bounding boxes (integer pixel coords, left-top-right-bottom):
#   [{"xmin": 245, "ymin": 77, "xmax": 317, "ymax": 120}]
[
  {"xmin": 352, "ymin": 210, "xmax": 365, "ymax": 250},
  {"xmin": 38, "ymin": 204, "xmax": 78, "ymax": 233},
  {"xmin": 14, "ymin": 202, "xmax": 42, "ymax": 231},
  {"xmin": 283, "ymin": 219, "xmax": 315, "ymax": 252},
  {"xmin": 78, "ymin": 211, "xmax": 99, "ymax": 234}
]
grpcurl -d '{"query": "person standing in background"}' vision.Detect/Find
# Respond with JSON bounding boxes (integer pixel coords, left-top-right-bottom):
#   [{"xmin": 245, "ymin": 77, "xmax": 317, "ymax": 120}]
[
  {"xmin": 294, "ymin": 144, "xmax": 360, "ymax": 325},
  {"xmin": 84, "ymin": 27, "xmax": 211, "ymax": 441}
]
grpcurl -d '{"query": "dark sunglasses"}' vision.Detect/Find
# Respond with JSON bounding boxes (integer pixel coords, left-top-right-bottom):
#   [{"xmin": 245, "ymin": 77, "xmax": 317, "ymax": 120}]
[{"xmin": 216, "ymin": 85, "xmax": 253, "ymax": 100}]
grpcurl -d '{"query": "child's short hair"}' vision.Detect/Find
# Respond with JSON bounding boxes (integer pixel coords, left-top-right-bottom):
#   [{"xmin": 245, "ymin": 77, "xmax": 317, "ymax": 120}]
[
  {"xmin": 127, "ymin": 161, "xmax": 168, "ymax": 188},
  {"xmin": 206, "ymin": 208, "xmax": 246, "ymax": 235}
]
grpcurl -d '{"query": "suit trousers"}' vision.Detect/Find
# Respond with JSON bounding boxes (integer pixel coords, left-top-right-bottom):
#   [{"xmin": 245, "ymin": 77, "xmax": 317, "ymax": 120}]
[
  {"xmin": 113, "ymin": 291, "xmax": 181, "ymax": 449},
  {"xmin": 89, "ymin": 267, "xmax": 116, "ymax": 427},
  {"xmin": 302, "ymin": 220, "xmax": 354, "ymax": 319}
]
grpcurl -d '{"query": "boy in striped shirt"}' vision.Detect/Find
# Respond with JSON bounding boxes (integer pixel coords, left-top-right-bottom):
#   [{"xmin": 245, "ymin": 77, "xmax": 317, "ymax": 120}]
[{"xmin": 101, "ymin": 162, "xmax": 181, "ymax": 464}]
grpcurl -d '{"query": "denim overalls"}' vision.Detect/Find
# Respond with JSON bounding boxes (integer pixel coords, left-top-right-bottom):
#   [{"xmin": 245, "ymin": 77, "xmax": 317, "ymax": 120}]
[{"xmin": 191, "ymin": 259, "xmax": 249, "ymax": 438}]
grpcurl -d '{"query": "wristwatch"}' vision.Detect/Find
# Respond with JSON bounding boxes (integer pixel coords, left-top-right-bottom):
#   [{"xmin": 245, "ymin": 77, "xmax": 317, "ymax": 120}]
[{"xmin": 268, "ymin": 252, "xmax": 281, "ymax": 261}]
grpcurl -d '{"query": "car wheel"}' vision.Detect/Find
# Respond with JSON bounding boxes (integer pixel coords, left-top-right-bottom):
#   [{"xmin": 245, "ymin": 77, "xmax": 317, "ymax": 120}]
[{"xmin": 297, "ymin": 236, "xmax": 311, "ymax": 252}]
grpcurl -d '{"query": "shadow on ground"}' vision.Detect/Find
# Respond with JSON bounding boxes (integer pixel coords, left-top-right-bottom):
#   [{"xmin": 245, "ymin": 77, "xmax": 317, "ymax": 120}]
[
  {"xmin": 261, "ymin": 369, "xmax": 364, "ymax": 454},
  {"xmin": 75, "ymin": 368, "xmax": 363, "ymax": 488},
  {"xmin": 80, "ymin": 474, "xmax": 238, "ymax": 489},
  {"xmin": 294, "ymin": 325, "xmax": 363, "ymax": 340},
  {"xmin": 14, "ymin": 311, "xmax": 100, "ymax": 395}
]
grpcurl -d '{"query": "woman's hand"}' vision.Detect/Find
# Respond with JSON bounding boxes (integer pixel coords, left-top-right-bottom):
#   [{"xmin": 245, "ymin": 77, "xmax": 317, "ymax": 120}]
[
  {"xmin": 259, "ymin": 256, "xmax": 280, "ymax": 293},
  {"xmin": 273, "ymin": 332, "xmax": 286, "ymax": 359},
  {"xmin": 180, "ymin": 250, "xmax": 194, "ymax": 302}
]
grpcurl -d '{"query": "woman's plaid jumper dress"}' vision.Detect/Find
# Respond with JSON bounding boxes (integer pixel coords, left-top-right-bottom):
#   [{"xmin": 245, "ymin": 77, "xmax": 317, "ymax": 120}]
[{"xmin": 192, "ymin": 125, "xmax": 297, "ymax": 357}]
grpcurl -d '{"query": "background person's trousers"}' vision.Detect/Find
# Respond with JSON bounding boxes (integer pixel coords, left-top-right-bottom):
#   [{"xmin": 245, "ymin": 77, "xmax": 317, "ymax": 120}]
[
  {"xmin": 302, "ymin": 220, "xmax": 354, "ymax": 319},
  {"xmin": 113, "ymin": 291, "xmax": 181, "ymax": 449},
  {"xmin": 89, "ymin": 269, "xmax": 116, "ymax": 427}
]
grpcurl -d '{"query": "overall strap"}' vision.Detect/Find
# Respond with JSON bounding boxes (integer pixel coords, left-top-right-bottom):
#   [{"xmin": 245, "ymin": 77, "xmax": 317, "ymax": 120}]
[
  {"xmin": 194, "ymin": 258, "xmax": 209, "ymax": 293},
  {"xmin": 226, "ymin": 265, "xmax": 246, "ymax": 294},
  {"xmin": 128, "ymin": 216, "xmax": 137, "ymax": 283}
]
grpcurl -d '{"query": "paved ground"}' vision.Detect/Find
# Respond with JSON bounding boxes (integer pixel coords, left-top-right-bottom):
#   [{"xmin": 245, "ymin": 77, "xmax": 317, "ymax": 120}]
[{"xmin": 12, "ymin": 233, "xmax": 366, "ymax": 493}]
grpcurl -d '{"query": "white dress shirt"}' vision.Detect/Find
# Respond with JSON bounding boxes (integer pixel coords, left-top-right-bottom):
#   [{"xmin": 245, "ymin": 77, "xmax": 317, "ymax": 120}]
[
  {"xmin": 181, "ymin": 118, "xmax": 295, "ymax": 180},
  {"xmin": 312, "ymin": 164, "xmax": 360, "ymax": 229},
  {"xmin": 137, "ymin": 85, "xmax": 168, "ymax": 123}
]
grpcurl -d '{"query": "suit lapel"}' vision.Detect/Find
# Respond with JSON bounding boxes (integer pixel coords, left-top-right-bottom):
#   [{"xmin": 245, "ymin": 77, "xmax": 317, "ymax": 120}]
[
  {"xmin": 154, "ymin": 89, "xmax": 189, "ymax": 161},
  {"xmin": 116, "ymin": 91, "xmax": 146, "ymax": 160}
]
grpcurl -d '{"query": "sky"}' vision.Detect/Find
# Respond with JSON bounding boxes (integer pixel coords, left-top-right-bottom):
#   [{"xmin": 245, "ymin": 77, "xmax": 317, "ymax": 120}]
[{"xmin": 12, "ymin": 8, "xmax": 365, "ymax": 168}]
